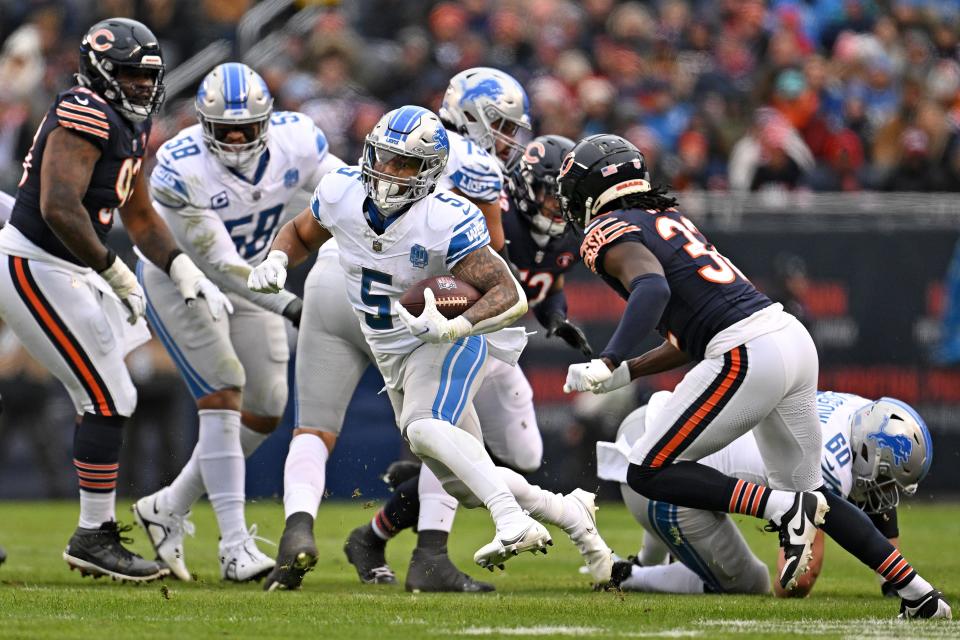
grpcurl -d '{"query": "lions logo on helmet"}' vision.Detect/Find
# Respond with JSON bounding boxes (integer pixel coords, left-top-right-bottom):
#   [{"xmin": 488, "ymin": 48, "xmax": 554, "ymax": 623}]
[
  {"xmin": 849, "ymin": 397, "xmax": 933, "ymax": 513},
  {"xmin": 196, "ymin": 63, "xmax": 273, "ymax": 171},
  {"xmin": 361, "ymin": 106, "xmax": 449, "ymax": 214},
  {"xmin": 439, "ymin": 67, "xmax": 531, "ymax": 172}
]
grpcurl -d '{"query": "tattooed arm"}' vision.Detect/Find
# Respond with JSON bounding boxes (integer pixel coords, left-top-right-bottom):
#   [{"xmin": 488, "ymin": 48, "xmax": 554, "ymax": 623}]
[
  {"xmin": 39, "ymin": 128, "xmax": 111, "ymax": 269},
  {"xmin": 452, "ymin": 246, "xmax": 527, "ymax": 333},
  {"xmin": 119, "ymin": 169, "xmax": 182, "ymax": 270}
]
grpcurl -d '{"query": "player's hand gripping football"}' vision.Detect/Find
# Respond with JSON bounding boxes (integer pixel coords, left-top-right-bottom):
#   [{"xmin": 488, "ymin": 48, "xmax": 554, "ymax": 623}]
[
  {"xmin": 563, "ymin": 359, "xmax": 631, "ymax": 394},
  {"xmin": 248, "ymin": 250, "xmax": 288, "ymax": 294},
  {"xmin": 98, "ymin": 253, "xmax": 146, "ymax": 325},
  {"xmin": 169, "ymin": 253, "xmax": 234, "ymax": 320},
  {"xmin": 395, "ymin": 288, "xmax": 472, "ymax": 343}
]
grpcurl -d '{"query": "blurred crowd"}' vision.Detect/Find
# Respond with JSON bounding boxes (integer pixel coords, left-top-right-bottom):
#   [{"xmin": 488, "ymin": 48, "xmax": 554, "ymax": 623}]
[{"xmin": 1, "ymin": 0, "xmax": 960, "ymax": 195}]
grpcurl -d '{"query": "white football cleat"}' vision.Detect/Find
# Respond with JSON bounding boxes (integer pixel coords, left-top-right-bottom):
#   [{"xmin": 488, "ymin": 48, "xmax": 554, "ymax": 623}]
[
  {"xmin": 771, "ymin": 491, "xmax": 829, "ymax": 591},
  {"xmin": 474, "ymin": 517, "xmax": 552, "ymax": 571},
  {"xmin": 564, "ymin": 489, "xmax": 614, "ymax": 583},
  {"xmin": 220, "ymin": 525, "xmax": 276, "ymax": 582},
  {"xmin": 132, "ymin": 491, "xmax": 195, "ymax": 582}
]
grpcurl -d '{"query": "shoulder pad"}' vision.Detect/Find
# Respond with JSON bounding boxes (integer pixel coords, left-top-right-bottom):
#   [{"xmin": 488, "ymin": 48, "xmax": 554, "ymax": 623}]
[
  {"xmin": 150, "ymin": 163, "xmax": 193, "ymax": 209},
  {"xmin": 319, "ymin": 166, "xmax": 363, "ymax": 205},
  {"xmin": 56, "ymin": 88, "xmax": 112, "ymax": 144}
]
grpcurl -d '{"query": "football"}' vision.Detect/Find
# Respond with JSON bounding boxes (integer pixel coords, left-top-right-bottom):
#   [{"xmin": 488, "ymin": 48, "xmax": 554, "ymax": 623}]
[{"xmin": 399, "ymin": 275, "xmax": 481, "ymax": 319}]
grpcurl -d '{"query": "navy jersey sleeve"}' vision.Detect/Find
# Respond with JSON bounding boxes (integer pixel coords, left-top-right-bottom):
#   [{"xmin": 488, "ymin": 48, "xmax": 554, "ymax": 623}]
[
  {"xmin": 580, "ymin": 212, "xmax": 645, "ymax": 283},
  {"xmin": 54, "ymin": 89, "xmax": 112, "ymax": 151}
]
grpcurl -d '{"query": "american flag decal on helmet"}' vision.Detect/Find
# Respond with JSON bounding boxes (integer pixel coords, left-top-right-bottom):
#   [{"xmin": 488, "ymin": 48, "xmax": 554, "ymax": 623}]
[{"xmin": 600, "ymin": 164, "xmax": 619, "ymax": 177}]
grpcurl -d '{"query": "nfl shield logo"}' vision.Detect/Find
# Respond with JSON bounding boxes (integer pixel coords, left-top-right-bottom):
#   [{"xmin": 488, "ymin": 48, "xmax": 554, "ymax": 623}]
[
  {"xmin": 284, "ymin": 168, "xmax": 299, "ymax": 187},
  {"xmin": 409, "ymin": 244, "xmax": 428, "ymax": 268},
  {"xmin": 372, "ymin": 239, "xmax": 383, "ymax": 252}
]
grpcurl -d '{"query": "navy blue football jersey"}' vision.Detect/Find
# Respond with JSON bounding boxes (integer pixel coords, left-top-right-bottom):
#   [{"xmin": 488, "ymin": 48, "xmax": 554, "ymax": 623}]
[
  {"xmin": 10, "ymin": 86, "xmax": 150, "ymax": 265},
  {"xmin": 581, "ymin": 207, "xmax": 771, "ymax": 360},
  {"xmin": 501, "ymin": 192, "xmax": 580, "ymax": 305}
]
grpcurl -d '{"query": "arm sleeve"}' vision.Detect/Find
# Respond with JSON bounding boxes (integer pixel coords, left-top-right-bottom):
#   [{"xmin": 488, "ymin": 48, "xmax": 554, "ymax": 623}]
[
  {"xmin": 55, "ymin": 93, "xmax": 111, "ymax": 151},
  {"xmin": 599, "ymin": 273, "xmax": 671, "ymax": 367},
  {"xmin": 153, "ymin": 200, "xmax": 296, "ymax": 314}
]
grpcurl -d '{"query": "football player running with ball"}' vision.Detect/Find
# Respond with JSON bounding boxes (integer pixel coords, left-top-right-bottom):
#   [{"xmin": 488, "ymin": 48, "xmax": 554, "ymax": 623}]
[
  {"xmin": 0, "ymin": 18, "xmax": 230, "ymax": 582},
  {"xmin": 558, "ymin": 134, "xmax": 950, "ymax": 619},
  {"xmin": 130, "ymin": 63, "xmax": 344, "ymax": 582},
  {"xmin": 250, "ymin": 106, "xmax": 613, "ymax": 588},
  {"xmin": 599, "ymin": 391, "xmax": 932, "ymax": 599}
]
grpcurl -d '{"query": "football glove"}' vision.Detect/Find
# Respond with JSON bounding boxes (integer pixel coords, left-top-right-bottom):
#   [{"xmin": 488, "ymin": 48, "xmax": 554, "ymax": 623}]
[
  {"xmin": 395, "ymin": 288, "xmax": 472, "ymax": 343},
  {"xmin": 563, "ymin": 359, "xmax": 631, "ymax": 394},
  {"xmin": 98, "ymin": 253, "xmax": 145, "ymax": 325},
  {"xmin": 248, "ymin": 250, "xmax": 288, "ymax": 293},
  {"xmin": 169, "ymin": 253, "xmax": 233, "ymax": 320},
  {"xmin": 546, "ymin": 313, "xmax": 593, "ymax": 357}
]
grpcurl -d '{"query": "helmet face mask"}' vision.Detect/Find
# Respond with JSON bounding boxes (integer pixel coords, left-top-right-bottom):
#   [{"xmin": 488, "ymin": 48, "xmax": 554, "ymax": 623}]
[
  {"xmin": 508, "ymin": 135, "xmax": 576, "ymax": 237},
  {"xmin": 361, "ymin": 106, "xmax": 449, "ymax": 214},
  {"xmin": 78, "ymin": 18, "xmax": 165, "ymax": 124},
  {"xmin": 848, "ymin": 397, "xmax": 933, "ymax": 514},
  {"xmin": 440, "ymin": 67, "xmax": 531, "ymax": 173},
  {"xmin": 196, "ymin": 63, "xmax": 273, "ymax": 171}
]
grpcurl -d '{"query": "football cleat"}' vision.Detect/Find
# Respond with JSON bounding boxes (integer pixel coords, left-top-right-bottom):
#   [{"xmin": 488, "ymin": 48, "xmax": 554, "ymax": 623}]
[
  {"xmin": 405, "ymin": 548, "xmax": 495, "ymax": 593},
  {"xmin": 564, "ymin": 489, "xmax": 614, "ymax": 583},
  {"xmin": 132, "ymin": 491, "xmax": 195, "ymax": 581},
  {"xmin": 605, "ymin": 556, "xmax": 641, "ymax": 591},
  {"xmin": 899, "ymin": 589, "xmax": 953, "ymax": 620},
  {"xmin": 382, "ymin": 460, "xmax": 422, "ymax": 490},
  {"xmin": 0, "ymin": 544, "xmax": 6, "ymax": 566},
  {"xmin": 473, "ymin": 517, "xmax": 552, "ymax": 572},
  {"xmin": 63, "ymin": 521, "xmax": 168, "ymax": 582},
  {"xmin": 219, "ymin": 525, "xmax": 275, "ymax": 582},
  {"xmin": 768, "ymin": 491, "xmax": 828, "ymax": 591},
  {"xmin": 263, "ymin": 513, "xmax": 318, "ymax": 592},
  {"xmin": 343, "ymin": 524, "xmax": 397, "ymax": 585}
]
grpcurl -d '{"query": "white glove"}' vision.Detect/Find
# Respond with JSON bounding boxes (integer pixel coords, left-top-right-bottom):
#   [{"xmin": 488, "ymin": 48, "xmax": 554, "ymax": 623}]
[
  {"xmin": 169, "ymin": 253, "xmax": 234, "ymax": 320},
  {"xmin": 563, "ymin": 359, "xmax": 631, "ymax": 394},
  {"xmin": 99, "ymin": 255, "xmax": 145, "ymax": 325},
  {"xmin": 248, "ymin": 250, "xmax": 288, "ymax": 294},
  {"xmin": 394, "ymin": 288, "xmax": 472, "ymax": 343}
]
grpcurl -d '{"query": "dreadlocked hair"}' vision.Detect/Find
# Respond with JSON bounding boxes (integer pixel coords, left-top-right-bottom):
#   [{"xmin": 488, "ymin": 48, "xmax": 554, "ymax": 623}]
[{"xmin": 598, "ymin": 183, "xmax": 679, "ymax": 215}]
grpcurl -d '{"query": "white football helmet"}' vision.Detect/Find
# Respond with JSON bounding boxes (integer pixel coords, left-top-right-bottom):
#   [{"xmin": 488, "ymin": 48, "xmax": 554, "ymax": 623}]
[
  {"xmin": 848, "ymin": 397, "xmax": 933, "ymax": 513},
  {"xmin": 196, "ymin": 62, "xmax": 273, "ymax": 170},
  {"xmin": 440, "ymin": 67, "xmax": 531, "ymax": 172},
  {"xmin": 361, "ymin": 106, "xmax": 449, "ymax": 214}
]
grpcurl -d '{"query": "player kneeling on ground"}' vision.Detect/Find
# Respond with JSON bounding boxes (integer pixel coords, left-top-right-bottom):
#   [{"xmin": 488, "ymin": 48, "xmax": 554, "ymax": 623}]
[
  {"xmin": 598, "ymin": 391, "xmax": 931, "ymax": 599},
  {"xmin": 250, "ymin": 106, "xmax": 614, "ymax": 586}
]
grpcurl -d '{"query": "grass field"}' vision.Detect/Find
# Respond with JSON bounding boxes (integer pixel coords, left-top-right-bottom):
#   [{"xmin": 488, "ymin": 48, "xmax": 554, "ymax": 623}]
[{"xmin": 0, "ymin": 499, "xmax": 956, "ymax": 639}]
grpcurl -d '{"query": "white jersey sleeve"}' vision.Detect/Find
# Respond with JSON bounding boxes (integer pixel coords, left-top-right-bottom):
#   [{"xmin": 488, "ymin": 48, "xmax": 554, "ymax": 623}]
[
  {"xmin": 441, "ymin": 131, "xmax": 503, "ymax": 204},
  {"xmin": 269, "ymin": 111, "xmax": 347, "ymax": 193},
  {"xmin": 816, "ymin": 391, "xmax": 870, "ymax": 498},
  {"xmin": 442, "ymin": 194, "xmax": 490, "ymax": 268}
]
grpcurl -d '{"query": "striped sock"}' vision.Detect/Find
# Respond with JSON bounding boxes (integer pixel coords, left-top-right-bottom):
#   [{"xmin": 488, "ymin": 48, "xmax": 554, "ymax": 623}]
[
  {"xmin": 73, "ymin": 414, "xmax": 124, "ymax": 529},
  {"xmin": 875, "ymin": 549, "xmax": 918, "ymax": 590},
  {"xmin": 371, "ymin": 509, "xmax": 399, "ymax": 540},
  {"xmin": 727, "ymin": 479, "xmax": 770, "ymax": 517}
]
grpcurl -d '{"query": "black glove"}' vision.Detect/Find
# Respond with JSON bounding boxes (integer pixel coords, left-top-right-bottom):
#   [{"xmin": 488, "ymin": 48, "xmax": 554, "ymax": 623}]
[
  {"xmin": 282, "ymin": 297, "xmax": 303, "ymax": 327},
  {"xmin": 546, "ymin": 313, "xmax": 593, "ymax": 356}
]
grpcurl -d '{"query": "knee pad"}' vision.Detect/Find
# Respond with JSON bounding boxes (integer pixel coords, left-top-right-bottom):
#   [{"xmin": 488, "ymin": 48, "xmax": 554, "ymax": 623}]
[{"xmin": 112, "ymin": 380, "xmax": 138, "ymax": 418}]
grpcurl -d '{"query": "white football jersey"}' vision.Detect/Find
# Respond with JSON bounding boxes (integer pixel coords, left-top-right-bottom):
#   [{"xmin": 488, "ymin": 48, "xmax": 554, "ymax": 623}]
[
  {"xmin": 150, "ymin": 110, "xmax": 333, "ymax": 266},
  {"xmin": 310, "ymin": 166, "xmax": 490, "ymax": 366},
  {"xmin": 438, "ymin": 130, "xmax": 503, "ymax": 204}
]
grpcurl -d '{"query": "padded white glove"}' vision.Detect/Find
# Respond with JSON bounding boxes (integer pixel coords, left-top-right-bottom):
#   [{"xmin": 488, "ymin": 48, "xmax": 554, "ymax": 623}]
[
  {"xmin": 563, "ymin": 359, "xmax": 631, "ymax": 394},
  {"xmin": 247, "ymin": 250, "xmax": 288, "ymax": 294},
  {"xmin": 395, "ymin": 288, "xmax": 473, "ymax": 343},
  {"xmin": 169, "ymin": 253, "xmax": 234, "ymax": 320},
  {"xmin": 99, "ymin": 255, "xmax": 145, "ymax": 325}
]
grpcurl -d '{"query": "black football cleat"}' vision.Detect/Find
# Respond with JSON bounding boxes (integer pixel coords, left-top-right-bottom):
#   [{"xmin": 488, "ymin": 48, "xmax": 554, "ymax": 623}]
[
  {"xmin": 767, "ymin": 491, "xmax": 828, "ymax": 591},
  {"xmin": 344, "ymin": 524, "xmax": 397, "ymax": 585},
  {"xmin": 63, "ymin": 521, "xmax": 168, "ymax": 582},
  {"xmin": 899, "ymin": 589, "xmax": 953, "ymax": 620},
  {"xmin": 0, "ymin": 544, "xmax": 6, "ymax": 566},
  {"xmin": 264, "ymin": 513, "xmax": 318, "ymax": 592},
  {"xmin": 605, "ymin": 556, "xmax": 640, "ymax": 590},
  {"xmin": 405, "ymin": 548, "xmax": 495, "ymax": 593},
  {"xmin": 382, "ymin": 460, "xmax": 422, "ymax": 490}
]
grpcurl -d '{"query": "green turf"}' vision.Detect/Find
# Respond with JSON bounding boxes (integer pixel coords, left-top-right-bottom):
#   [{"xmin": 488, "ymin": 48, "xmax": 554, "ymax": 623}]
[{"xmin": 0, "ymin": 499, "xmax": 955, "ymax": 639}]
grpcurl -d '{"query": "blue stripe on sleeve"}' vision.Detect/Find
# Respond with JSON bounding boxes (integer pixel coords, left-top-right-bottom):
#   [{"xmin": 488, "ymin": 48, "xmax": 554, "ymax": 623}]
[{"xmin": 446, "ymin": 216, "xmax": 490, "ymax": 266}]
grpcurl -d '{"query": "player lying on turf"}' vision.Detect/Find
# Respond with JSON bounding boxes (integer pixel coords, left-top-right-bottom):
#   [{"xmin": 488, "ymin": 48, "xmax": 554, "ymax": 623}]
[
  {"xmin": 558, "ymin": 134, "xmax": 950, "ymax": 619},
  {"xmin": 0, "ymin": 18, "xmax": 231, "ymax": 583},
  {"xmin": 341, "ymin": 133, "xmax": 597, "ymax": 591},
  {"xmin": 598, "ymin": 390, "xmax": 930, "ymax": 597},
  {"xmin": 265, "ymin": 69, "xmax": 536, "ymax": 593},
  {"xmin": 250, "ymin": 106, "xmax": 614, "ymax": 587},
  {"xmin": 130, "ymin": 62, "xmax": 345, "ymax": 582}
]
